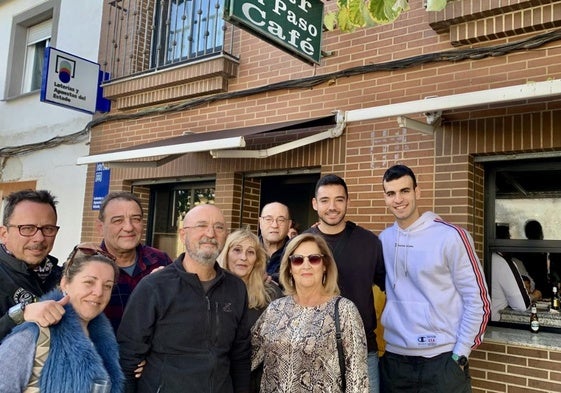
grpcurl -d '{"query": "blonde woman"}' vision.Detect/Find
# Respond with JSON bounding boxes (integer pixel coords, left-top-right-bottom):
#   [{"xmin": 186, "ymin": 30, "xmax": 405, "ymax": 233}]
[
  {"xmin": 252, "ymin": 233, "xmax": 368, "ymax": 393},
  {"xmin": 219, "ymin": 227, "xmax": 283, "ymax": 392},
  {"xmin": 219, "ymin": 227, "xmax": 283, "ymax": 326}
]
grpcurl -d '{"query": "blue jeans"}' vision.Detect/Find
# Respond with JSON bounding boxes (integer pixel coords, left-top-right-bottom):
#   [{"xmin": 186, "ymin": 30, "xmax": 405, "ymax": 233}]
[{"xmin": 368, "ymin": 351, "xmax": 380, "ymax": 393}]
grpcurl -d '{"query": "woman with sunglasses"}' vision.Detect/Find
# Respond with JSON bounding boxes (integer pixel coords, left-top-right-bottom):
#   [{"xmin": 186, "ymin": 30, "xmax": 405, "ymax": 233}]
[
  {"xmin": 251, "ymin": 233, "xmax": 368, "ymax": 392},
  {"xmin": 0, "ymin": 243, "xmax": 124, "ymax": 393},
  {"xmin": 218, "ymin": 227, "xmax": 283, "ymax": 392}
]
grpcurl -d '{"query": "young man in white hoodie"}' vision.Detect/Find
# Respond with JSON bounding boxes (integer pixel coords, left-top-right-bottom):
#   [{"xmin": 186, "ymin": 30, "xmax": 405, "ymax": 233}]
[{"xmin": 379, "ymin": 164, "xmax": 491, "ymax": 393}]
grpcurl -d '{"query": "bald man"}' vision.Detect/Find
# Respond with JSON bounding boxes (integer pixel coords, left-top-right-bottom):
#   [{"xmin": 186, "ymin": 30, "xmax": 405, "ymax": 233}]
[
  {"xmin": 258, "ymin": 202, "xmax": 292, "ymax": 281},
  {"xmin": 118, "ymin": 205, "xmax": 250, "ymax": 393}
]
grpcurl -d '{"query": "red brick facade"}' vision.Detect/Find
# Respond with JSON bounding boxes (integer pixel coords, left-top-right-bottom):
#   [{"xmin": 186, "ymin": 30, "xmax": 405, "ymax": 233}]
[{"xmin": 82, "ymin": 1, "xmax": 561, "ymax": 389}]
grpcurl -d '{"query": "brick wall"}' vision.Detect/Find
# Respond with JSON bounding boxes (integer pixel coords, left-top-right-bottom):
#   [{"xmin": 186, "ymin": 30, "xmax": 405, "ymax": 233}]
[{"xmin": 472, "ymin": 341, "xmax": 561, "ymax": 392}]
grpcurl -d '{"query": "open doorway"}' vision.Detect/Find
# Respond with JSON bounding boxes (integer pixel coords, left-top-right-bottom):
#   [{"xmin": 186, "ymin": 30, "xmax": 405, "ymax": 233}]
[{"xmin": 259, "ymin": 174, "xmax": 320, "ymax": 235}]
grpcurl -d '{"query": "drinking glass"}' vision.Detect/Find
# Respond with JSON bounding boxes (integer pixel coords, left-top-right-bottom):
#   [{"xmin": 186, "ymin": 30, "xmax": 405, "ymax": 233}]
[{"xmin": 90, "ymin": 378, "xmax": 111, "ymax": 393}]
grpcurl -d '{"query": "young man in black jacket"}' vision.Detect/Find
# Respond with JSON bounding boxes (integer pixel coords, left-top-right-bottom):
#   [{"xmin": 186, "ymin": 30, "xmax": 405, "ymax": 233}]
[{"xmin": 118, "ymin": 204, "xmax": 250, "ymax": 393}]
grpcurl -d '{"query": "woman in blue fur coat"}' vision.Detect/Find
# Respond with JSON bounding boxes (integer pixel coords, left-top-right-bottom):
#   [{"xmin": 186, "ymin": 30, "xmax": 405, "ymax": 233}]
[{"xmin": 0, "ymin": 243, "xmax": 124, "ymax": 393}]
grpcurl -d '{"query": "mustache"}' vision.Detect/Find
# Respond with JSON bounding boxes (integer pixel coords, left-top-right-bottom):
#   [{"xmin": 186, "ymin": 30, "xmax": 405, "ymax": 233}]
[
  {"xmin": 25, "ymin": 244, "xmax": 47, "ymax": 251},
  {"xmin": 200, "ymin": 237, "xmax": 218, "ymax": 245}
]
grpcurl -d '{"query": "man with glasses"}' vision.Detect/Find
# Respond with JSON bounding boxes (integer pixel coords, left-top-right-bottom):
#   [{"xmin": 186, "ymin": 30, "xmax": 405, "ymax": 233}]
[
  {"xmin": 118, "ymin": 204, "xmax": 250, "ymax": 393},
  {"xmin": 0, "ymin": 189, "xmax": 67, "ymax": 340},
  {"xmin": 96, "ymin": 191, "xmax": 172, "ymax": 331},
  {"xmin": 258, "ymin": 202, "xmax": 292, "ymax": 282}
]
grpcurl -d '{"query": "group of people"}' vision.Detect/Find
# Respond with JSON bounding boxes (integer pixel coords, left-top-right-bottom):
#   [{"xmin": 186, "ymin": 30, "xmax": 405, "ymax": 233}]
[{"xmin": 0, "ymin": 164, "xmax": 493, "ymax": 393}]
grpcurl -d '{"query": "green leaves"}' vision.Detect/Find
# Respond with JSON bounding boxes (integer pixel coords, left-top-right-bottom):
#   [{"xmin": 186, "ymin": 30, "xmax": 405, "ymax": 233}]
[
  {"xmin": 425, "ymin": 0, "xmax": 448, "ymax": 11},
  {"xmin": 325, "ymin": 0, "xmax": 448, "ymax": 32}
]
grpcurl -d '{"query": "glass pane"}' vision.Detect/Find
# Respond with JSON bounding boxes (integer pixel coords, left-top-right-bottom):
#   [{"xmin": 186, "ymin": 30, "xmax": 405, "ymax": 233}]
[
  {"xmin": 495, "ymin": 199, "xmax": 561, "ymax": 240},
  {"xmin": 489, "ymin": 161, "xmax": 561, "ymax": 330},
  {"xmin": 160, "ymin": 0, "xmax": 224, "ymax": 65},
  {"xmin": 30, "ymin": 40, "xmax": 48, "ymax": 91},
  {"xmin": 150, "ymin": 184, "xmax": 215, "ymax": 259}
]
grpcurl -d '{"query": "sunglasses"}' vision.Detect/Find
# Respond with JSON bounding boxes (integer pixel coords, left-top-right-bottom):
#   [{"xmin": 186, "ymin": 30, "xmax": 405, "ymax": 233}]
[
  {"xmin": 289, "ymin": 254, "xmax": 324, "ymax": 266},
  {"xmin": 66, "ymin": 244, "xmax": 116, "ymax": 269}
]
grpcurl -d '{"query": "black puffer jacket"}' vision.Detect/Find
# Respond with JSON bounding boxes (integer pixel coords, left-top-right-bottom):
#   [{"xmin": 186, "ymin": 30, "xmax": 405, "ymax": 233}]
[{"xmin": 0, "ymin": 245, "xmax": 61, "ymax": 340}]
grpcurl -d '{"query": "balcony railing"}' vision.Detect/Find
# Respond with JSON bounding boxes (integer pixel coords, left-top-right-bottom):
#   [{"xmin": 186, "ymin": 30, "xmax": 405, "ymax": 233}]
[{"xmin": 101, "ymin": 0, "xmax": 239, "ymax": 82}]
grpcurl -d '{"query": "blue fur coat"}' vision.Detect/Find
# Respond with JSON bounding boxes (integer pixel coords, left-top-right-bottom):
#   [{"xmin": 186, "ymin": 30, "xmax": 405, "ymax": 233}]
[{"xmin": 12, "ymin": 289, "xmax": 124, "ymax": 393}]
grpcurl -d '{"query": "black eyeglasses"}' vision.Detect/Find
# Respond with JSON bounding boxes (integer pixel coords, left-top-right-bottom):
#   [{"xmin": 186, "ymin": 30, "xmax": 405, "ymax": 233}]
[
  {"xmin": 66, "ymin": 244, "xmax": 116, "ymax": 269},
  {"xmin": 289, "ymin": 254, "xmax": 324, "ymax": 266},
  {"xmin": 6, "ymin": 224, "xmax": 60, "ymax": 237},
  {"xmin": 260, "ymin": 216, "xmax": 289, "ymax": 225}
]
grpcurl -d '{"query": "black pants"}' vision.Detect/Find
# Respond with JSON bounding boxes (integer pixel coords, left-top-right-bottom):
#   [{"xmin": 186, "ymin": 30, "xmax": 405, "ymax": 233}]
[{"xmin": 380, "ymin": 351, "xmax": 471, "ymax": 393}]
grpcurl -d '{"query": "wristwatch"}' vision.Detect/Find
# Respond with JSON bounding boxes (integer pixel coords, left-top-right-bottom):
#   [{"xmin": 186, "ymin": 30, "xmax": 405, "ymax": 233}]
[
  {"xmin": 8, "ymin": 302, "xmax": 26, "ymax": 325},
  {"xmin": 452, "ymin": 353, "xmax": 468, "ymax": 367}
]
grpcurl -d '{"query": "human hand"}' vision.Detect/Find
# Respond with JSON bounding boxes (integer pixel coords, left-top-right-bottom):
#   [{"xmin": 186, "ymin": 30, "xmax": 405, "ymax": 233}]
[
  {"xmin": 135, "ymin": 360, "xmax": 146, "ymax": 378},
  {"xmin": 23, "ymin": 295, "xmax": 69, "ymax": 327},
  {"xmin": 150, "ymin": 266, "xmax": 165, "ymax": 274}
]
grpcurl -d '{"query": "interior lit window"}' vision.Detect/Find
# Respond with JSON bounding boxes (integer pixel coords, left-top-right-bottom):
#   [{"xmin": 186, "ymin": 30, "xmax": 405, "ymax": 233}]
[{"xmin": 485, "ymin": 158, "xmax": 561, "ymax": 332}]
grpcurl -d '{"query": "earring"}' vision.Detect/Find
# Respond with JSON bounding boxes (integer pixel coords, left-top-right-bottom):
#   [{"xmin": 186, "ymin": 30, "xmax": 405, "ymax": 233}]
[{"xmin": 322, "ymin": 273, "xmax": 326, "ymax": 285}]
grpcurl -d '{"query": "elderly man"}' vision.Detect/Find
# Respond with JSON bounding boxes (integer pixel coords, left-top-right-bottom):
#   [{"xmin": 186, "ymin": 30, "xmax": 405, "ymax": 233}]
[
  {"xmin": 118, "ymin": 204, "xmax": 250, "ymax": 393},
  {"xmin": 0, "ymin": 190, "xmax": 67, "ymax": 340},
  {"xmin": 258, "ymin": 202, "xmax": 292, "ymax": 281},
  {"xmin": 97, "ymin": 191, "xmax": 172, "ymax": 331}
]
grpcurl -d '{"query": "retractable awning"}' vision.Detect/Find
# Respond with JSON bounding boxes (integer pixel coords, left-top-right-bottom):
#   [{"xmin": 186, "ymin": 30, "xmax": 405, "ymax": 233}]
[{"xmin": 77, "ymin": 112, "xmax": 345, "ymax": 167}]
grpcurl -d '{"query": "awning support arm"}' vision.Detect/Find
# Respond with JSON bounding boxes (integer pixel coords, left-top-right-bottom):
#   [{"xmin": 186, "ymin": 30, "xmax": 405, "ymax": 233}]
[{"xmin": 210, "ymin": 110, "xmax": 346, "ymax": 159}]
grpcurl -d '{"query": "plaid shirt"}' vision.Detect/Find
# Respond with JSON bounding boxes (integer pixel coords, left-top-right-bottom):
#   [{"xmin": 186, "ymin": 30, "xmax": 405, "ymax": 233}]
[{"xmin": 101, "ymin": 242, "xmax": 172, "ymax": 332}]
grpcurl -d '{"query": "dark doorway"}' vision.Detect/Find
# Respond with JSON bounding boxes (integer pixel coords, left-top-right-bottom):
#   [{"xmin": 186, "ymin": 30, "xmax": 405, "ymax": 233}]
[{"xmin": 260, "ymin": 174, "xmax": 320, "ymax": 234}]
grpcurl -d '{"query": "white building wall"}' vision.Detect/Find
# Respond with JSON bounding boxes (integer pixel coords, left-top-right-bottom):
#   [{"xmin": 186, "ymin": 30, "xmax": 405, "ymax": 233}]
[{"xmin": 0, "ymin": 0, "xmax": 103, "ymax": 261}]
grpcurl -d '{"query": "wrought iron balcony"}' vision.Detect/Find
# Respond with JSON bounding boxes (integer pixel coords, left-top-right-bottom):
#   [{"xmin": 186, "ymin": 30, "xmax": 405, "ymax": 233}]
[{"xmin": 101, "ymin": 0, "xmax": 239, "ymax": 82}]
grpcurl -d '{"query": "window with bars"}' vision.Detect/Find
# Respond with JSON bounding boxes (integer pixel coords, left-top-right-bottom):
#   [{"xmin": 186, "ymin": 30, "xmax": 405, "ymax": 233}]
[
  {"xmin": 102, "ymin": 0, "xmax": 234, "ymax": 80},
  {"xmin": 153, "ymin": 0, "xmax": 225, "ymax": 67}
]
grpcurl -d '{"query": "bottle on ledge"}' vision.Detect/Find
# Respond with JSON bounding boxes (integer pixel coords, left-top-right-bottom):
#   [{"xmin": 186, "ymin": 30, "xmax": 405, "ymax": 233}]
[
  {"xmin": 551, "ymin": 286, "xmax": 560, "ymax": 311},
  {"xmin": 530, "ymin": 303, "xmax": 539, "ymax": 333}
]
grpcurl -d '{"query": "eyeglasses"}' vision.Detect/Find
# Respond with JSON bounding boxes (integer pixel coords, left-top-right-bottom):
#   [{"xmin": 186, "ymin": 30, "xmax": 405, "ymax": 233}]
[
  {"xmin": 6, "ymin": 224, "xmax": 60, "ymax": 237},
  {"xmin": 289, "ymin": 254, "xmax": 324, "ymax": 266},
  {"xmin": 66, "ymin": 244, "xmax": 116, "ymax": 269},
  {"xmin": 183, "ymin": 223, "xmax": 226, "ymax": 234},
  {"xmin": 260, "ymin": 216, "xmax": 289, "ymax": 225}
]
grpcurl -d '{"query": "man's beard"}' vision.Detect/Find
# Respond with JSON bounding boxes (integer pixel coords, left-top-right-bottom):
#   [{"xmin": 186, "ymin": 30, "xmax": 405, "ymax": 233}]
[{"xmin": 186, "ymin": 238, "xmax": 220, "ymax": 266}]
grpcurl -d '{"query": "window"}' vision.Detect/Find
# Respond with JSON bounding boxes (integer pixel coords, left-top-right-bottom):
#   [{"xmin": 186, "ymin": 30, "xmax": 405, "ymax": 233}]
[
  {"xmin": 153, "ymin": 0, "xmax": 225, "ymax": 68},
  {"xmin": 146, "ymin": 182, "xmax": 216, "ymax": 258},
  {"xmin": 485, "ymin": 158, "xmax": 561, "ymax": 331},
  {"xmin": 4, "ymin": 1, "xmax": 59, "ymax": 99},
  {"xmin": 23, "ymin": 19, "xmax": 51, "ymax": 93}
]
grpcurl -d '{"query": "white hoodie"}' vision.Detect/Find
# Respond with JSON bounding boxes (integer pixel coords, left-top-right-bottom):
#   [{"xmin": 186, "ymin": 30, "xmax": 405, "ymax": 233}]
[{"xmin": 380, "ymin": 211, "xmax": 491, "ymax": 358}]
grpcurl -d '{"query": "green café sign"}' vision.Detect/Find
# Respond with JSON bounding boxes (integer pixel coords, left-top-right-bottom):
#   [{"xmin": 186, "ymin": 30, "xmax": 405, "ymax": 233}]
[{"xmin": 225, "ymin": 0, "xmax": 324, "ymax": 65}]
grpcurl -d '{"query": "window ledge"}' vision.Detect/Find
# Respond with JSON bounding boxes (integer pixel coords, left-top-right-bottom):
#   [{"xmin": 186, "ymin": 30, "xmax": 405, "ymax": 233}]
[
  {"xmin": 428, "ymin": 0, "xmax": 561, "ymax": 47},
  {"xmin": 101, "ymin": 55, "xmax": 239, "ymax": 110},
  {"xmin": 484, "ymin": 326, "xmax": 561, "ymax": 351},
  {"xmin": 2, "ymin": 89, "xmax": 40, "ymax": 102}
]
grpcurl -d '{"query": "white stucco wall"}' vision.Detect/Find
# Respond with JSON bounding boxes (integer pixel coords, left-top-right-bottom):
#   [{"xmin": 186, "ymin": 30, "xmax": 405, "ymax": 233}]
[{"xmin": 0, "ymin": 0, "xmax": 103, "ymax": 261}]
